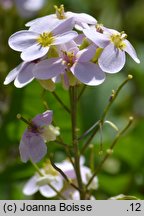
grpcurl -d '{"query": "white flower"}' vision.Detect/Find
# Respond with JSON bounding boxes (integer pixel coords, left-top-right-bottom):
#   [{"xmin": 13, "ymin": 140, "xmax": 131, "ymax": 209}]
[{"xmin": 23, "ymin": 164, "xmax": 63, "ymax": 198}]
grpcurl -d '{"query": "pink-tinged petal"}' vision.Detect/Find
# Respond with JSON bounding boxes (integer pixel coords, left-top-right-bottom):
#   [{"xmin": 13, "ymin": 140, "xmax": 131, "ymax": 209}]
[
  {"xmin": 58, "ymin": 41, "xmax": 78, "ymax": 55},
  {"xmin": 77, "ymin": 45, "xmax": 96, "ymax": 62},
  {"xmin": 53, "ymin": 31, "xmax": 78, "ymax": 45},
  {"xmin": 14, "ymin": 62, "xmax": 35, "ymax": 88},
  {"xmin": 123, "ymin": 39, "xmax": 140, "ymax": 63},
  {"xmin": 19, "ymin": 132, "xmax": 47, "ymax": 163},
  {"xmin": 83, "ymin": 28, "xmax": 109, "ymax": 48},
  {"xmin": 33, "ymin": 58, "xmax": 65, "ymax": 80},
  {"xmin": 74, "ymin": 34, "xmax": 85, "ymax": 46},
  {"xmin": 52, "ymin": 17, "xmax": 74, "ymax": 35},
  {"xmin": 98, "ymin": 44, "xmax": 126, "ymax": 73},
  {"xmin": 23, "ymin": 175, "xmax": 39, "ymax": 195},
  {"xmin": 39, "ymin": 176, "xmax": 63, "ymax": 198},
  {"xmin": 32, "ymin": 110, "xmax": 53, "ymax": 127},
  {"xmin": 8, "ymin": 30, "xmax": 38, "ymax": 51},
  {"xmin": 3, "ymin": 62, "xmax": 23, "ymax": 85},
  {"xmin": 21, "ymin": 44, "xmax": 49, "ymax": 61},
  {"xmin": 71, "ymin": 62, "xmax": 105, "ymax": 86}
]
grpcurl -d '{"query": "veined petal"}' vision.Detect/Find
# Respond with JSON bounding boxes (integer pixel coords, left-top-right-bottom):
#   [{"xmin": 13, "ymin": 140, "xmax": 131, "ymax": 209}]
[
  {"xmin": 32, "ymin": 110, "xmax": 53, "ymax": 127},
  {"xmin": 54, "ymin": 31, "xmax": 78, "ymax": 45},
  {"xmin": 19, "ymin": 132, "xmax": 47, "ymax": 163},
  {"xmin": 39, "ymin": 176, "xmax": 63, "ymax": 198},
  {"xmin": 14, "ymin": 62, "xmax": 35, "ymax": 88},
  {"xmin": 71, "ymin": 62, "xmax": 105, "ymax": 86},
  {"xmin": 123, "ymin": 39, "xmax": 140, "ymax": 63},
  {"xmin": 3, "ymin": 62, "xmax": 23, "ymax": 85},
  {"xmin": 83, "ymin": 28, "xmax": 109, "ymax": 48},
  {"xmin": 52, "ymin": 17, "xmax": 75, "ymax": 35},
  {"xmin": 29, "ymin": 16, "xmax": 60, "ymax": 33},
  {"xmin": 66, "ymin": 12, "xmax": 97, "ymax": 25},
  {"xmin": 21, "ymin": 44, "xmax": 49, "ymax": 61},
  {"xmin": 77, "ymin": 45, "xmax": 96, "ymax": 62},
  {"xmin": 23, "ymin": 175, "xmax": 39, "ymax": 195},
  {"xmin": 26, "ymin": 15, "xmax": 53, "ymax": 27},
  {"xmin": 33, "ymin": 58, "xmax": 65, "ymax": 80},
  {"xmin": 8, "ymin": 30, "xmax": 38, "ymax": 51},
  {"xmin": 98, "ymin": 44, "xmax": 126, "ymax": 73}
]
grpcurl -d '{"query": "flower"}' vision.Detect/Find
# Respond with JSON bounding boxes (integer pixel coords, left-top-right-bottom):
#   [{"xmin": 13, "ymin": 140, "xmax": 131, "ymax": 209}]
[
  {"xmin": 83, "ymin": 27, "xmax": 140, "ymax": 73},
  {"xmin": 19, "ymin": 110, "xmax": 59, "ymax": 163},
  {"xmin": 8, "ymin": 17, "xmax": 78, "ymax": 62},
  {"xmin": 26, "ymin": 4, "xmax": 97, "ymax": 31},
  {"xmin": 33, "ymin": 42, "xmax": 105, "ymax": 86},
  {"xmin": 23, "ymin": 162, "xmax": 63, "ymax": 198},
  {"xmin": 58, "ymin": 156, "xmax": 99, "ymax": 190},
  {"xmin": 3, "ymin": 61, "xmax": 36, "ymax": 88}
]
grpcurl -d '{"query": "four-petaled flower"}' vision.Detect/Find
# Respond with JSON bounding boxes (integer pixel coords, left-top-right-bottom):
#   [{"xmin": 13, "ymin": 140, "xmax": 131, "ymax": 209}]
[
  {"xmin": 8, "ymin": 17, "xmax": 78, "ymax": 62},
  {"xmin": 19, "ymin": 110, "xmax": 60, "ymax": 163},
  {"xmin": 83, "ymin": 27, "xmax": 140, "ymax": 73}
]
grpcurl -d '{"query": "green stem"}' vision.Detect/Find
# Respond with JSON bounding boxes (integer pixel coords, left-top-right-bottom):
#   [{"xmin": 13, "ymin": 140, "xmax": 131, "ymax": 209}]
[
  {"xmin": 69, "ymin": 86, "xmax": 85, "ymax": 199},
  {"xmin": 77, "ymin": 85, "xmax": 87, "ymax": 101},
  {"xmin": 81, "ymin": 75, "xmax": 133, "ymax": 154},
  {"xmin": 86, "ymin": 116, "xmax": 133, "ymax": 189},
  {"xmin": 52, "ymin": 91, "xmax": 71, "ymax": 114}
]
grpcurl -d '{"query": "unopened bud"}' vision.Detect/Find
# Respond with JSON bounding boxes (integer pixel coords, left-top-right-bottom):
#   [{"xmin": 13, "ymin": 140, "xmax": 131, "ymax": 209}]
[
  {"xmin": 128, "ymin": 74, "xmax": 133, "ymax": 80},
  {"xmin": 106, "ymin": 149, "xmax": 113, "ymax": 155}
]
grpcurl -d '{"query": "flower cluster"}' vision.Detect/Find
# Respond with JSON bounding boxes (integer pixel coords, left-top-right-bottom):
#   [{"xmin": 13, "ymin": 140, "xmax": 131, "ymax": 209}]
[
  {"xmin": 4, "ymin": 4, "xmax": 140, "ymax": 89},
  {"xmin": 23, "ymin": 157, "xmax": 98, "ymax": 199}
]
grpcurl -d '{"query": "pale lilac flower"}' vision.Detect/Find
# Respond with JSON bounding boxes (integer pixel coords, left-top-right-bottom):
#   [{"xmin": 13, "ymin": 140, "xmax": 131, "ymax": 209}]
[
  {"xmin": 3, "ymin": 61, "xmax": 37, "ymax": 88},
  {"xmin": 19, "ymin": 110, "xmax": 60, "ymax": 163},
  {"xmin": 33, "ymin": 42, "xmax": 105, "ymax": 86},
  {"xmin": 8, "ymin": 18, "xmax": 78, "ymax": 62},
  {"xmin": 83, "ymin": 27, "xmax": 140, "ymax": 73},
  {"xmin": 57, "ymin": 156, "xmax": 99, "ymax": 190},
  {"xmin": 23, "ymin": 163, "xmax": 63, "ymax": 198},
  {"xmin": 26, "ymin": 4, "xmax": 97, "ymax": 31}
]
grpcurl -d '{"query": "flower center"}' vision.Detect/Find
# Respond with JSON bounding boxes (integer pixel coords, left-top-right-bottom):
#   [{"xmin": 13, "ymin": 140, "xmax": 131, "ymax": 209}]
[
  {"xmin": 110, "ymin": 32, "xmax": 127, "ymax": 50},
  {"xmin": 37, "ymin": 32, "xmax": 54, "ymax": 47},
  {"xmin": 54, "ymin": 4, "xmax": 66, "ymax": 20},
  {"xmin": 62, "ymin": 51, "xmax": 76, "ymax": 67}
]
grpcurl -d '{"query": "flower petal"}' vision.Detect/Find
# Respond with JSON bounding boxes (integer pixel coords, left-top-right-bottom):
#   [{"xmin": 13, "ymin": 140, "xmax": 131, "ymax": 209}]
[
  {"xmin": 39, "ymin": 176, "xmax": 63, "ymax": 198},
  {"xmin": 123, "ymin": 39, "xmax": 140, "ymax": 63},
  {"xmin": 66, "ymin": 12, "xmax": 97, "ymax": 25},
  {"xmin": 21, "ymin": 44, "xmax": 48, "ymax": 61},
  {"xmin": 32, "ymin": 110, "xmax": 53, "ymax": 127},
  {"xmin": 33, "ymin": 58, "xmax": 65, "ymax": 80},
  {"xmin": 3, "ymin": 62, "xmax": 23, "ymax": 85},
  {"xmin": 54, "ymin": 31, "xmax": 78, "ymax": 45},
  {"xmin": 8, "ymin": 30, "xmax": 38, "ymax": 51},
  {"xmin": 71, "ymin": 62, "xmax": 105, "ymax": 86},
  {"xmin": 98, "ymin": 44, "xmax": 126, "ymax": 73},
  {"xmin": 77, "ymin": 45, "xmax": 96, "ymax": 62},
  {"xmin": 19, "ymin": 132, "xmax": 47, "ymax": 163},
  {"xmin": 52, "ymin": 17, "xmax": 74, "ymax": 35},
  {"xmin": 14, "ymin": 62, "xmax": 35, "ymax": 88},
  {"xmin": 83, "ymin": 28, "xmax": 109, "ymax": 48},
  {"xmin": 23, "ymin": 175, "xmax": 39, "ymax": 195}
]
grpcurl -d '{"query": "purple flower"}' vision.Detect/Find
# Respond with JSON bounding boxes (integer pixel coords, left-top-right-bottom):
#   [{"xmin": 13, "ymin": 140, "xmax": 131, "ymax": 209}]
[
  {"xmin": 19, "ymin": 110, "xmax": 56, "ymax": 163},
  {"xmin": 8, "ymin": 18, "xmax": 78, "ymax": 62},
  {"xmin": 26, "ymin": 4, "xmax": 97, "ymax": 31},
  {"xmin": 33, "ymin": 42, "xmax": 105, "ymax": 86},
  {"xmin": 83, "ymin": 27, "xmax": 140, "ymax": 73},
  {"xmin": 3, "ymin": 61, "xmax": 37, "ymax": 88}
]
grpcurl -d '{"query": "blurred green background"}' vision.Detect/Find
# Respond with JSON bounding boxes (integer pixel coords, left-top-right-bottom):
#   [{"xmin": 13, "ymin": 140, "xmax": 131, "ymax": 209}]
[{"xmin": 0, "ymin": 0, "xmax": 144, "ymax": 199}]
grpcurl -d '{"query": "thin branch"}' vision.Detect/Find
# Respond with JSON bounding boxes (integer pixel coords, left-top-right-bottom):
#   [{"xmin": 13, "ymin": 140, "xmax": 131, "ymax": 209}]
[
  {"xmin": 86, "ymin": 116, "xmax": 134, "ymax": 189},
  {"xmin": 81, "ymin": 74, "xmax": 133, "ymax": 154},
  {"xmin": 52, "ymin": 91, "xmax": 71, "ymax": 114}
]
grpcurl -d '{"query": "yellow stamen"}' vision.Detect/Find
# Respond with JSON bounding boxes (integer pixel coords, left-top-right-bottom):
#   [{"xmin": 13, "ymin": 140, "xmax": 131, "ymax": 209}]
[
  {"xmin": 110, "ymin": 32, "xmax": 127, "ymax": 50},
  {"xmin": 37, "ymin": 32, "xmax": 54, "ymax": 47}
]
